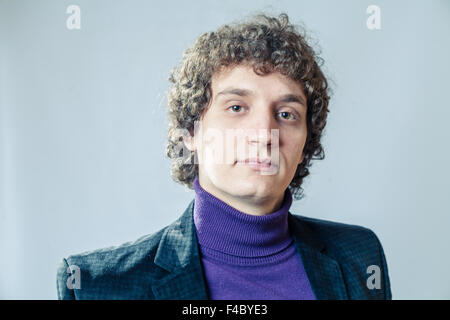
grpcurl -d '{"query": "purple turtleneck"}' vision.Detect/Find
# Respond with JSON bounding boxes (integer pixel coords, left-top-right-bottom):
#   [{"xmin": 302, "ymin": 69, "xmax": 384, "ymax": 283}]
[{"xmin": 193, "ymin": 176, "xmax": 316, "ymax": 300}]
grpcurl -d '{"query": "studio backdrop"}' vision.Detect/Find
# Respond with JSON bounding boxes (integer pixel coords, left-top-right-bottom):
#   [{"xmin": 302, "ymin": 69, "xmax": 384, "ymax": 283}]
[{"xmin": 1, "ymin": 0, "xmax": 449, "ymax": 299}]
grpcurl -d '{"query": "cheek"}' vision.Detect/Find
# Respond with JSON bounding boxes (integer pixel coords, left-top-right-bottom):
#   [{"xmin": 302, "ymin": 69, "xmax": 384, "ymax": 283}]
[
  {"xmin": 281, "ymin": 135, "xmax": 306, "ymax": 163},
  {"xmin": 282, "ymin": 129, "xmax": 306, "ymax": 149},
  {"xmin": 196, "ymin": 124, "xmax": 232, "ymax": 166}
]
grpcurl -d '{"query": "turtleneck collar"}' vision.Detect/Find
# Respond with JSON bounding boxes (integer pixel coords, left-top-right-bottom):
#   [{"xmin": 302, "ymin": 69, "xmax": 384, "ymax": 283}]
[{"xmin": 193, "ymin": 176, "xmax": 294, "ymax": 258}]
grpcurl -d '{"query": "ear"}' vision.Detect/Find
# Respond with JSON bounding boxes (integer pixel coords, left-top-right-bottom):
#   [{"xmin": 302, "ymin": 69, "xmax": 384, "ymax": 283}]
[
  {"xmin": 299, "ymin": 153, "xmax": 305, "ymax": 165},
  {"xmin": 183, "ymin": 130, "xmax": 196, "ymax": 152}
]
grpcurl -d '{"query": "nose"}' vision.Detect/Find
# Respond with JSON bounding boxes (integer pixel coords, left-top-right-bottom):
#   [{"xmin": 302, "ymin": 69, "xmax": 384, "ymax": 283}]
[{"xmin": 246, "ymin": 107, "xmax": 278, "ymax": 147}]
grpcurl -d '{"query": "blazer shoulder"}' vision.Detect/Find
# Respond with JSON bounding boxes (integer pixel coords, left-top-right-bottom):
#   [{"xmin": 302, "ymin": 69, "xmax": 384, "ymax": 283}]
[
  {"xmin": 56, "ymin": 225, "xmax": 169, "ymax": 299},
  {"xmin": 290, "ymin": 213, "xmax": 381, "ymax": 256},
  {"xmin": 290, "ymin": 213, "xmax": 392, "ymax": 299}
]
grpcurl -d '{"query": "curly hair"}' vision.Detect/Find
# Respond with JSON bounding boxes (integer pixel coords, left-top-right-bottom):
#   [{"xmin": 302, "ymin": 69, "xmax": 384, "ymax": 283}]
[{"xmin": 165, "ymin": 12, "xmax": 330, "ymax": 200}]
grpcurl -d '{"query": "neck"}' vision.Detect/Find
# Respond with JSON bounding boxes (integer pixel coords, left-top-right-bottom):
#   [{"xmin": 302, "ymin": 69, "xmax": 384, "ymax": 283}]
[
  {"xmin": 197, "ymin": 175, "xmax": 285, "ymax": 216},
  {"xmin": 192, "ymin": 175, "xmax": 294, "ymax": 258}
]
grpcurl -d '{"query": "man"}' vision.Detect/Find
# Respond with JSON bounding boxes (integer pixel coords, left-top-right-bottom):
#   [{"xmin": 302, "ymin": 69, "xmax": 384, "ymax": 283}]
[{"xmin": 57, "ymin": 12, "xmax": 392, "ymax": 300}]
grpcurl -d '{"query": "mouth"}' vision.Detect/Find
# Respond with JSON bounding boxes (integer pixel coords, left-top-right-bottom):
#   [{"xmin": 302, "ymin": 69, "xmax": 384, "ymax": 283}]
[
  {"xmin": 235, "ymin": 158, "xmax": 277, "ymax": 170},
  {"xmin": 238, "ymin": 158, "xmax": 271, "ymax": 165}
]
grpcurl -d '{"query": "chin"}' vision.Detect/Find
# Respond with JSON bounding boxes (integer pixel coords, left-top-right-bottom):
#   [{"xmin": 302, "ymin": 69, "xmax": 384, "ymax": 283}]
[{"xmin": 230, "ymin": 178, "xmax": 277, "ymax": 196}]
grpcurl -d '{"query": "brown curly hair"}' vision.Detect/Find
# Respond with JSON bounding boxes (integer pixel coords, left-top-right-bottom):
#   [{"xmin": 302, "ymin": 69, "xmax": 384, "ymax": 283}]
[{"xmin": 165, "ymin": 12, "xmax": 330, "ymax": 200}]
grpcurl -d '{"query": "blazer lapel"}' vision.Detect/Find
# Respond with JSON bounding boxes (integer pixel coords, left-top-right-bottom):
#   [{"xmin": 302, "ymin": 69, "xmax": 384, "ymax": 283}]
[
  {"xmin": 288, "ymin": 213, "xmax": 349, "ymax": 300},
  {"xmin": 151, "ymin": 199, "xmax": 208, "ymax": 300}
]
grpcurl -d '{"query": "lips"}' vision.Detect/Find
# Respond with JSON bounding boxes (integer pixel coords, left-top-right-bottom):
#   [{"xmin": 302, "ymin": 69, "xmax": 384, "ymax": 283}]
[{"xmin": 237, "ymin": 158, "xmax": 272, "ymax": 165}]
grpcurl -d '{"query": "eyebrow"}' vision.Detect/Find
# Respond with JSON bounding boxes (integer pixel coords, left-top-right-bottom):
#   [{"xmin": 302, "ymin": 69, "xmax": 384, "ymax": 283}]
[
  {"xmin": 278, "ymin": 94, "xmax": 306, "ymax": 107},
  {"xmin": 215, "ymin": 87, "xmax": 306, "ymax": 107}
]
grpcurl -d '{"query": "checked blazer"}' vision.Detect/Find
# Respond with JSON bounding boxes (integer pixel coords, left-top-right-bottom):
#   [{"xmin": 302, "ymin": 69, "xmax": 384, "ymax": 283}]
[{"xmin": 56, "ymin": 199, "xmax": 392, "ymax": 300}]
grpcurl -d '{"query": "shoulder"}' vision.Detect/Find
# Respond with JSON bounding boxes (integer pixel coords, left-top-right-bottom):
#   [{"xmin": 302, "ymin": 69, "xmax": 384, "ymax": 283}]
[
  {"xmin": 67, "ymin": 227, "xmax": 166, "ymax": 276},
  {"xmin": 290, "ymin": 214, "xmax": 383, "ymax": 257},
  {"xmin": 289, "ymin": 214, "xmax": 392, "ymax": 299},
  {"xmin": 56, "ymin": 225, "xmax": 169, "ymax": 299}
]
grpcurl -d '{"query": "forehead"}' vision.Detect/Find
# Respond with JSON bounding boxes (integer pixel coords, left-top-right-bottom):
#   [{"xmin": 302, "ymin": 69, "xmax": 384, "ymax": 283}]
[{"xmin": 210, "ymin": 64, "xmax": 306, "ymax": 101}]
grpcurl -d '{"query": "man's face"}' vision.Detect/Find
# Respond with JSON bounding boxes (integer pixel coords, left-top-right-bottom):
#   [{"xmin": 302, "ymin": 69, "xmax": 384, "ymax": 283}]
[{"xmin": 187, "ymin": 64, "xmax": 307, "ymax": 205}]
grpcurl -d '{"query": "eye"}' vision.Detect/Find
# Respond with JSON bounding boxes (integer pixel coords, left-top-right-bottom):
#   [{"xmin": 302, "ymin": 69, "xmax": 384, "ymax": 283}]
[
  {"xmin": 278, "ymin": 111, "xmax": 297, "ymax": 120},
  {"xmin": 228, "ymin": 105, "xmax": 244, "ymax": 112}
]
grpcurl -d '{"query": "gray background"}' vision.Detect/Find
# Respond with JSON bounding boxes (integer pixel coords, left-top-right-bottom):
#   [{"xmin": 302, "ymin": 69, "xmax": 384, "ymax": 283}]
[{"xmin": 1, "ymin": 0, "xmax": 449, "ymax": 299}]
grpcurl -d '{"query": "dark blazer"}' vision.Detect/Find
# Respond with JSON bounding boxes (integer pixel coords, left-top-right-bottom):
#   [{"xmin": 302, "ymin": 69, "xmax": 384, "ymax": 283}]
[{"xmin": 56, "ymin": 199, "xmax": 392, "ymax": 300}]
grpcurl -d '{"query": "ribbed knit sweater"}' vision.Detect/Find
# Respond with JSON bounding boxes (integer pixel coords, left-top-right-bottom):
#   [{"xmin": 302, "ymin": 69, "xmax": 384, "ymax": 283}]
[{"xmin": 193, "ymin": 176, "xmax": 316, "ymax": 300}]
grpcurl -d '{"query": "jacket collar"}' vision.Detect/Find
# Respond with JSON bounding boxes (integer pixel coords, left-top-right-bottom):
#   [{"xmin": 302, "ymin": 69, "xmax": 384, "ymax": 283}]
[
  {"xmin": 152, "ymin": 199, "xmax": 208, "ymax": 299},
  {"xmin": 152, "ymin": 199, "xmax": 348, "ymax": 300},
  {"xmin": 288, "ymin": 213, "xmax": 349, "ymax": 299}
]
